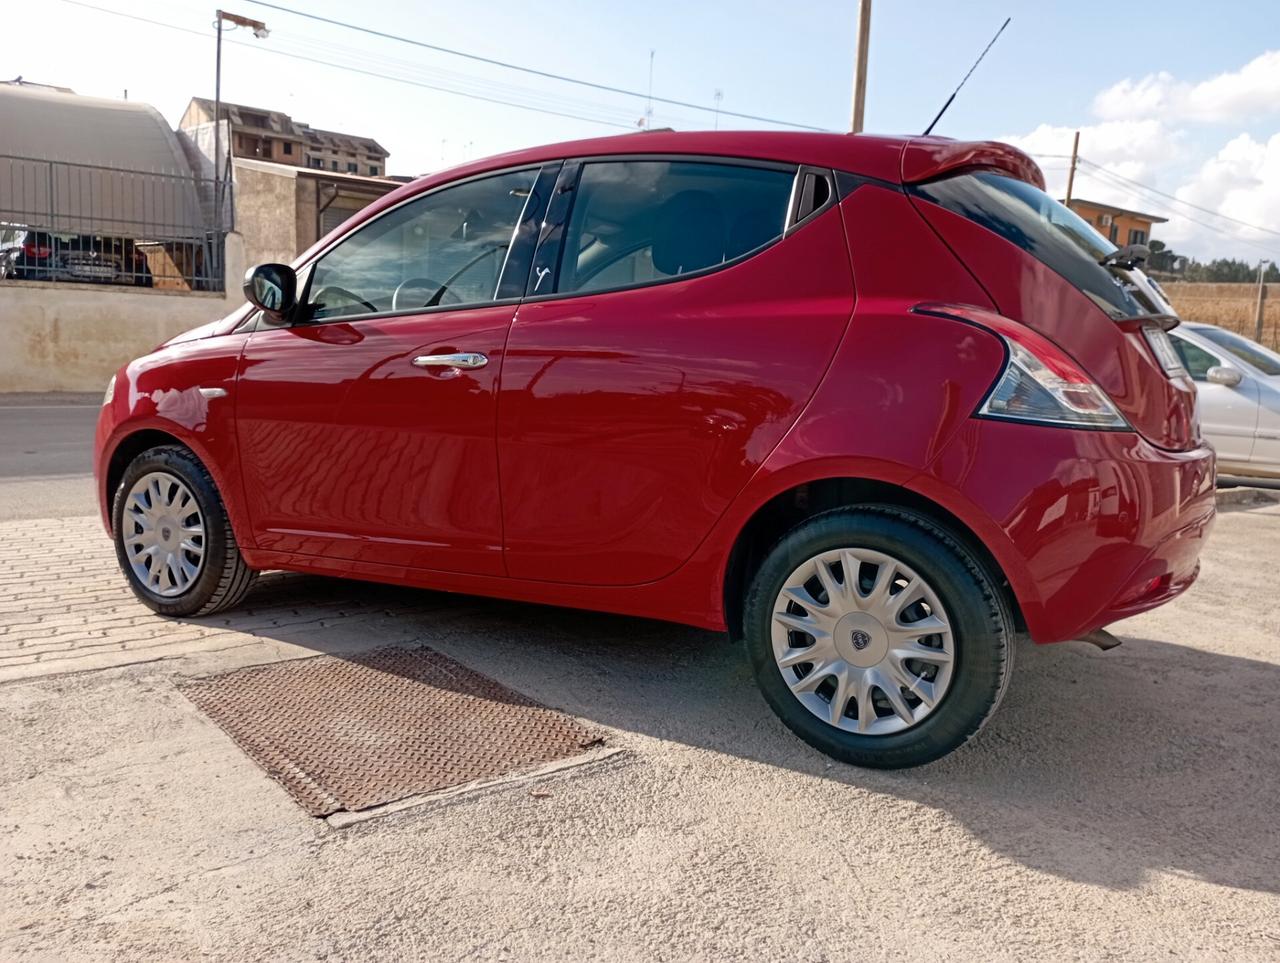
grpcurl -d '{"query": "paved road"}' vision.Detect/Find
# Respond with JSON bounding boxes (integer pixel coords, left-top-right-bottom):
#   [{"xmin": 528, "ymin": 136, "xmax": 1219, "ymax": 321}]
[
  {"xmin": 1, "ymin": 406, "xmax": 1278, "ymax": 958},
  {"xmin": 0, "ymin": 395, "xmax": 101, "ymax": 520},
  {"xmin": 0, "ymin": 394, "xmax": 100, "ymax": 479}
]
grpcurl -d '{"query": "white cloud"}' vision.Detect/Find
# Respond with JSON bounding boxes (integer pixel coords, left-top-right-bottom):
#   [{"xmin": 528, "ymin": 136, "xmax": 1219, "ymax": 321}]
[
  {"xmin": 1093, "ymin": 50, "xmax": 1280, "ymax": 123},
  {"xmin": 999, "ymin": 119, "xmax": 1182, "ymax": 200},
  {"xmin": 997, "ymin": 50, "xmax": 1280, "ymax": 262},
  {"xmin": 1158, "ymin": 133, "xmax": 1280, "ymax": 257}
]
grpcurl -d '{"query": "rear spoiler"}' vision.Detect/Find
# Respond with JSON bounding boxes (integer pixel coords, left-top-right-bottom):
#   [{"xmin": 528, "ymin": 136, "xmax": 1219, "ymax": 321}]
[
  {"xmin": 1117, "ymin": 313, "xmax": 1181, "ymax": 332},
  {"xmin": 901, "ymin": 137, "xmax": 1045, "ymax": 190}
]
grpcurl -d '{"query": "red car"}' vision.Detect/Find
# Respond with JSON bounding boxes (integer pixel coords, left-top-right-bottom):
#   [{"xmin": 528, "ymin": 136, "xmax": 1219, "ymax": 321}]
[{"xmin": 95, "ymin": 131, "xmax": 1215, "ymax": 767}]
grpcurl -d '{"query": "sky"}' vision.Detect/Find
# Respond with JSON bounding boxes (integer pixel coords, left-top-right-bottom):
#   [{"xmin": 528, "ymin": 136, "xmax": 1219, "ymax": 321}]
[{"xmin": 2, "ymin": 0, "xmax": 1278, "ymax": 262}]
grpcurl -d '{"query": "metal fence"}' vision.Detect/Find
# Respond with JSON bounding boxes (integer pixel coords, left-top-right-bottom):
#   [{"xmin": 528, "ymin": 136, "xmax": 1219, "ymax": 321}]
[{"xmin": 0, "ymin": 154, "xmax": 228, "ymax": 292}]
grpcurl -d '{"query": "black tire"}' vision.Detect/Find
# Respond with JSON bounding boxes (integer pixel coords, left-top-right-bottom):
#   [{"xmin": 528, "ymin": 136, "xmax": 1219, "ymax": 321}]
[
  {"xmin": 111, "ymin": 444, "xmax": 257, "ymax": 617},
  {"xmin": 743, "ymin": 505, "xmax": 1013, "ymax": 769}
]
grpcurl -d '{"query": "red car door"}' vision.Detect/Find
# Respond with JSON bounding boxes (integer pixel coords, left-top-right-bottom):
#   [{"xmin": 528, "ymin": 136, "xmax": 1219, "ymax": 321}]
[
  {"xmin": 235, "ymin": 165, "xmax": 555, "ymax": 575},
  {"xmin": 498, "ymin": 159, "xmax": 855, "ymax": 585}
]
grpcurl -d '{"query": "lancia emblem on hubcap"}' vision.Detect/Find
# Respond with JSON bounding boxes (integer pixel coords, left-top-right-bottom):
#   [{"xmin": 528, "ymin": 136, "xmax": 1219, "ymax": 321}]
[{"xmin": 850, "ymin": 629, "xmax": 872, "ymax": 650}]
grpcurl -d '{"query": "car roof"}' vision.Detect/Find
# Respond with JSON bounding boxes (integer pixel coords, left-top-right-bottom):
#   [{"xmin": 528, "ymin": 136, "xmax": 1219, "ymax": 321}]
[{"xmin": 294, "ymin": 131, "xmax": 1043, "ymax": 267}]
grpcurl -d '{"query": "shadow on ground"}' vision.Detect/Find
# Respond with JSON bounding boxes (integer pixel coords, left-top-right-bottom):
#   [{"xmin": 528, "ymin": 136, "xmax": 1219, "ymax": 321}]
[{"xmin": 180, "ymin": 570, "xmax": 1280, "ymax": 897}]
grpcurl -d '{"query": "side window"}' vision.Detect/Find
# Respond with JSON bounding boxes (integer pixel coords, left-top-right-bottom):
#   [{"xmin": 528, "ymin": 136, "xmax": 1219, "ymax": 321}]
[
  {"xmin": 556, "ymin": 160, "xmax": 795, "ymax": 296},
  {"xmin": 306, "ymin": 168, "xmax": 537, "ymax": 321},
  {"xmin": 1171, "ymin": 336, "xmax": 1218, "ymax": 381}
]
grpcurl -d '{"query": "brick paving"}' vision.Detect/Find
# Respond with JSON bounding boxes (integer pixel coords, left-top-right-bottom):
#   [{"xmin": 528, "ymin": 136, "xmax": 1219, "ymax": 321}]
[{"xmin": 0, "ymin": 516, "xmax": 466, "ymax": 683}]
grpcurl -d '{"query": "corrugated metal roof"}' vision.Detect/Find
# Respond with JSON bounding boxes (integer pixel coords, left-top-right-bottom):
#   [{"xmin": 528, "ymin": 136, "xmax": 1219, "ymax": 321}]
[
  {"xmin": 0, "ymin": 85, "xmax": 208, "ymax": 241},
  {"xmin": 1, "ymin": 84, "xmax": 192, "ymax": 173}
]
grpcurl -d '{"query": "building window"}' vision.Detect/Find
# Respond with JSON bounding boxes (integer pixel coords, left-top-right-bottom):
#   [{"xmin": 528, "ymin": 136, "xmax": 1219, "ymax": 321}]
[
  {"xmin": 331, "ymin": 159, "xmax": 338, "ymax": 171},
  {"xmin": 1109, "ymin": 225, "xmax": 1118, "ymax": 243},
  {"xmin": 1128, "ymin": 228, "xmax": 1147, "ymax": 245},
  {"xmin": 283, "ymin": 142, "xmax": 293, "ymax": 156},
  {"xmin": 369, "ymin": 165, "xmax": 380, "ymax": 176},
  {"xmin": 347, "ymin": 162, "xmax": 358, "ymax": 173}
]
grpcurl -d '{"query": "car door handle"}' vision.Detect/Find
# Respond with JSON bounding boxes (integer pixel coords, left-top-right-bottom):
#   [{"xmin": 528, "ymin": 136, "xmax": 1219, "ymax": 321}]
[{"xmin": 412, "ymin": 352, "xmax": 488, "ymax": 370}]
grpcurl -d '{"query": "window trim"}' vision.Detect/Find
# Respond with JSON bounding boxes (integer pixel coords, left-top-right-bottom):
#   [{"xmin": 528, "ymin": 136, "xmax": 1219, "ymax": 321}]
[
  {"xmin": 288, "ymin": 162, "xmax": 550, "ymax": 326},
  {"xmin": 520, "ymin": 154, "xmax": 810, "ymax": 304},
  {"xmin": 786, "ymin": 165, "xmax": 838, "ymax": 232}
]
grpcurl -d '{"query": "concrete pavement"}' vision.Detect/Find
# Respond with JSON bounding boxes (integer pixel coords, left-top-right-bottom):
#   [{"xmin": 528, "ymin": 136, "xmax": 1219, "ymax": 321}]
[{"xmin": 1, "ymin": 404, "xmax": 1279, "ymax": 959}]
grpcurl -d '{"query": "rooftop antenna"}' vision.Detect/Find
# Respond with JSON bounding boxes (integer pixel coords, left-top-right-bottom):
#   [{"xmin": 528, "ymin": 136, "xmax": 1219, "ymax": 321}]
[
  {"xmin": 643, "ymin": 49, "xmax": 656, "ymax": 129},
  {"xmin": 922, "ymin": 17, "xmax": 1010, "ymax": 136}
]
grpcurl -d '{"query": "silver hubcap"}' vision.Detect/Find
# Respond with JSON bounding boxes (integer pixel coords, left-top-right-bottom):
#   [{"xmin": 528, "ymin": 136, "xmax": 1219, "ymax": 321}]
[
  {"xmin": 122, "ymin": 471, "xmax": 206, "ymax": 597},
  {"xmin": 772, "ymin": 548, "xmax": 955, "ymax": 736}
]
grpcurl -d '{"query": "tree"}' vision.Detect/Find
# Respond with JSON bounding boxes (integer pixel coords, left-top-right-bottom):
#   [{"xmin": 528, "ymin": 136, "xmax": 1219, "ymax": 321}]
[{"xmin": 1145, "ymin": 242, "xmax": 1280, "ymax": 282}]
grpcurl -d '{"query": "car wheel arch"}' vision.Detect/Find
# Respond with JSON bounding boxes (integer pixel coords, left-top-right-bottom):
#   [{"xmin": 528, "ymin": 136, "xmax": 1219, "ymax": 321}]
[
  {"xmin": 720, "ymin": 474, "xmax": 1027, "ymax": 645},
  {"xmin": 103, "ymin": 428, "xmax": 249, "ymax": 549}
]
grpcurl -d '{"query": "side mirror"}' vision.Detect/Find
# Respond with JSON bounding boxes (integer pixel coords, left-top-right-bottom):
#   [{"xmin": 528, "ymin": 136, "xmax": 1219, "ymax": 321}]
[
  {"xmin": 243, "ymin": 263, "xmax": 297, "ymax": 322},
  {"xmin": 1206, "ymin": 365, "xmax": 1243, "ymax": 387}
]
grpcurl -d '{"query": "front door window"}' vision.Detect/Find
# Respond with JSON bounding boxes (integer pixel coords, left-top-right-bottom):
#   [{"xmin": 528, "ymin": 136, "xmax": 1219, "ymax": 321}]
[{"xmin": 306, "ymin": 168, "xmax": 538, "ymax": 321}]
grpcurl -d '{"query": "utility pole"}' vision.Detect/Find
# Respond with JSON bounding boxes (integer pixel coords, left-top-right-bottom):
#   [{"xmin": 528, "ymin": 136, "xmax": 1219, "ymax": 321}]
[
  {"xmin": 1256, "ymin": 259, "xmax": 1270, "ymax": 344},
  {"xmin": 1065, "ymin": 130, "xmax": 1080, "ymax": 206},
  {"xmin": 212, "ymin": 10, "xmax": 269, "ymax": 225},
  {"xmin": 713, "ymin": 89, "xmax": 723, "ymax": 130},
  {"xmin": 214, "ymin": 11, "xmax": 223, "ymax": 215},
  {"xmin": 850, "ymin": 0, "xmax": 872, "ymax": 133}
]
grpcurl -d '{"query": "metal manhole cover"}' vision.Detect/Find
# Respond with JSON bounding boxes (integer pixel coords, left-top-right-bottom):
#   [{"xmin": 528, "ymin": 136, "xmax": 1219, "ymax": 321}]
[{"xmin": 179, "ymin": 646, "xmax": 602, "ymax": 816}]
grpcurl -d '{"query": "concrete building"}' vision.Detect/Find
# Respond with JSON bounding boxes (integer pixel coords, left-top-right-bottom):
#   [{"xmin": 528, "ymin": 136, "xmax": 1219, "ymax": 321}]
[
  {"xmin": 180, "ymin": 98, "xmax": 389, "ymax": 176},
  {"xmin": 232, "ymin": 157, "xmax": 399, "ymax": 269},
  {"xmin": 1065, "ymin": 198, "xmax": 1167, "ymax": 247}
]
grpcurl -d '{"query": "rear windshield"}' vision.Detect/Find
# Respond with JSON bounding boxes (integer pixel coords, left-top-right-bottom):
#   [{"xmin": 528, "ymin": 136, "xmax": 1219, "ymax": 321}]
[
  {"xmin": 1197, "ymin": 326, "xmax": 1280, "ymax": 376},
  {"xmin": 910, "ymin": 170, "xmax": 1172, "ymax": 321}
]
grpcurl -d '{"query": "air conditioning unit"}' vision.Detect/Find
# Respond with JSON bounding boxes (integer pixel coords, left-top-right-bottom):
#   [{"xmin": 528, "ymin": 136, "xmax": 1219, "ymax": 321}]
[{"xmin": 1099, "ymin": 214, "xmax": 1114, "ymax": 227}]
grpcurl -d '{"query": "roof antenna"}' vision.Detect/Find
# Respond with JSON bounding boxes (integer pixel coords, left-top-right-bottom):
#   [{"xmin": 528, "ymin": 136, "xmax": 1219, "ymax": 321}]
[{"xmin": 922, "ymin": 17, "xmax": 1011, "ymax": 136}]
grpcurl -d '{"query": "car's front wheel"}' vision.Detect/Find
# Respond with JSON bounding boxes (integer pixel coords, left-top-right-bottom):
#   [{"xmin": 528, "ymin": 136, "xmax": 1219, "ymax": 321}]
[
  {"xmin": 112, "ymin": 445, "xmax": 256, "ymax": 617},
  {"xmin": 744, "ymin": 505, "xmax": 1013, "ymax": 768}
]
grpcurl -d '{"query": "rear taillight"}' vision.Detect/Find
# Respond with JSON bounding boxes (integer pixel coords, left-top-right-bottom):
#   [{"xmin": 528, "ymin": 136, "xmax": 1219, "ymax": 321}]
[
  {"xmin": 913, "ymin": 303, "xmax": 1130, "ymax": 431},
  {"xmin": 22, "ymin": 241, "xmax": 52, "ymax": 258},
  {"xmin": 980, "ymin": 336, "xmax": 1129, "ymax": 430},
  {"xmin": 1140, "ymin": 322, "xmax": 1187, "ymax": 378}
]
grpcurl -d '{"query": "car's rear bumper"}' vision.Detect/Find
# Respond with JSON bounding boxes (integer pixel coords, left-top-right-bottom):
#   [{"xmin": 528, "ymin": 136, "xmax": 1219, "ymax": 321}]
[{"xmin": 921, "ymin": 420, "xmax": 1216, "ymax": 644}]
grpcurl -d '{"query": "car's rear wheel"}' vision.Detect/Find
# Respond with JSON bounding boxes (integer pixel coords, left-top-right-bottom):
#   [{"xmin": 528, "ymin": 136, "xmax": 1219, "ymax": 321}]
[
  {"xmin": 112, "ymin": 445, "xmax": 256, "ymax": 617},
  {"xmin": 744, "ymin": 505, "xmax": 1013, "ymax": 768}
]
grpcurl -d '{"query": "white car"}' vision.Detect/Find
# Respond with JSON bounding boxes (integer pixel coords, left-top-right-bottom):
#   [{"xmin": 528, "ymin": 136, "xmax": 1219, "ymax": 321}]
[{"xmin": 1169, "ymin": 322, "xmax": 1280, "ymax": 479}]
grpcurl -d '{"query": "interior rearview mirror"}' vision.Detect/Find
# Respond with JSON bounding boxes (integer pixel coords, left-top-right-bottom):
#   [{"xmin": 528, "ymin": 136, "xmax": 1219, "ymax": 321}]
[
  {"xmin": 1205, "ymin": 365, "xmax": 1243, "ymax": 387},
  {"xmin": 243, "ymin": 262, "xmax": 297, "ymax": 321}
]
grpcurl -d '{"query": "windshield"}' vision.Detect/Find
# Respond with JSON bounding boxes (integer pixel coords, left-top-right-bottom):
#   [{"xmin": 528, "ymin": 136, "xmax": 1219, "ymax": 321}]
[
  {"xmin": 1197, "ymin": 327, "xmax": 1280, "ymax": 376},
  {"xmin": 910, "ymin": 170, "xmax": 1174, "ymax": 321}
]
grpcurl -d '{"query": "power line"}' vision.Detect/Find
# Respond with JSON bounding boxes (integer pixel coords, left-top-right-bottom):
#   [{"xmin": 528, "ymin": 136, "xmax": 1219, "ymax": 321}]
[
  {"xmin": 274, "ymin": 29, "xmax": 708, "ymax": 130},
  {"xmin": 1078, "ymin": 157, "xmax": 1280, "ymax": 240},
  {"xmin": 242, "ymin": 0, "xmax": 829, "ymax": 132},
  {"xmin": 56, "ymin": 0, "xmax": 639, "ymax": 130},
  {"xmin": 1080, "ymin": 166, "xmax": 1280, "ymax": 261}
]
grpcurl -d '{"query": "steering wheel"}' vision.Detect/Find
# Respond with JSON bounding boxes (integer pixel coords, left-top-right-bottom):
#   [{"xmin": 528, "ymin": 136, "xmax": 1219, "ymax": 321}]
[
  {"xmin": 392, "ymin": 277, "xmax": 462, "ymax": 311},
  {"xmin": 311, "ymin": 285, "xmax": 378, "ymax": 315}
]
